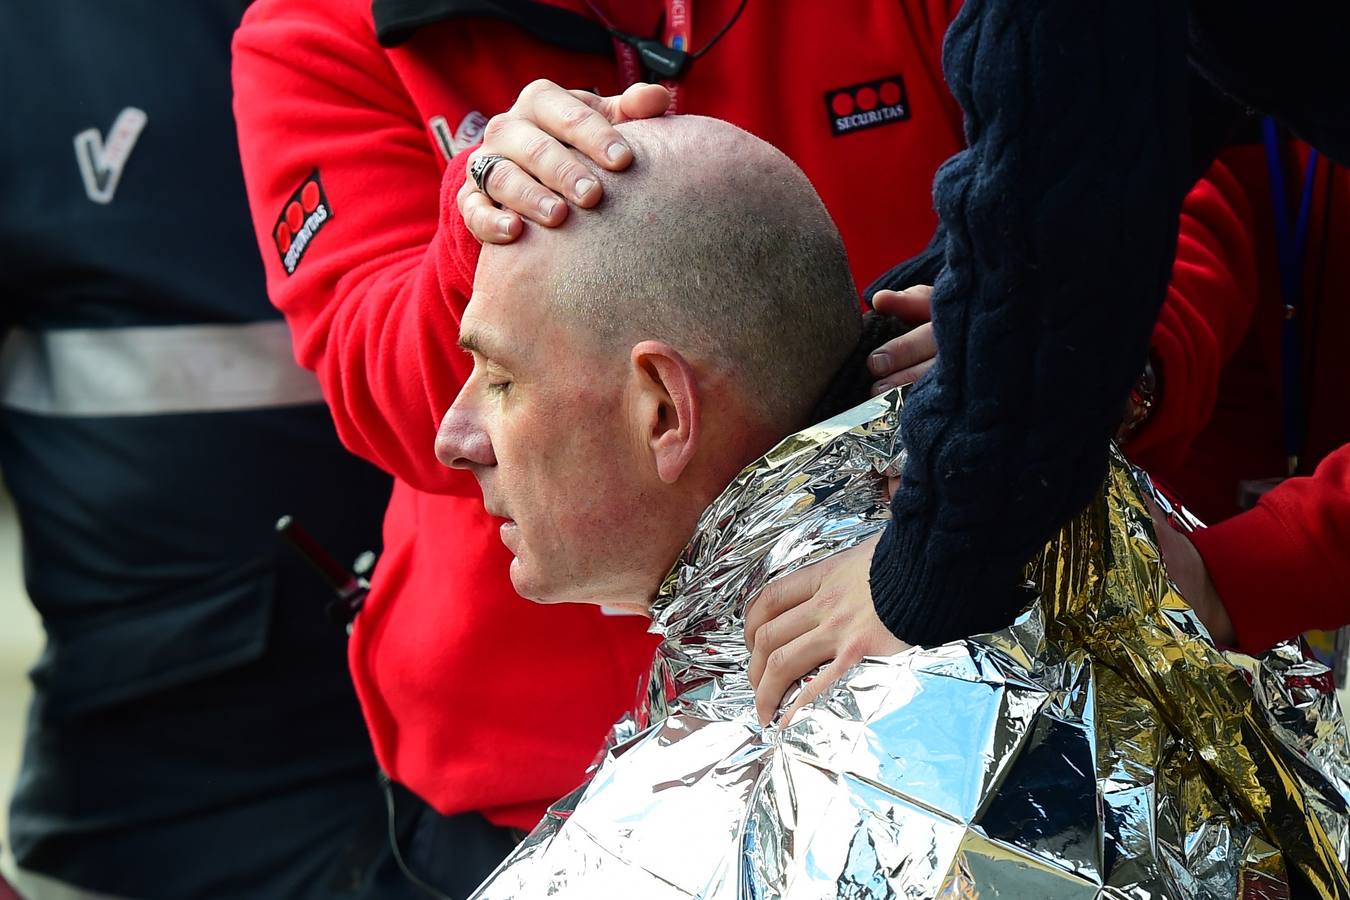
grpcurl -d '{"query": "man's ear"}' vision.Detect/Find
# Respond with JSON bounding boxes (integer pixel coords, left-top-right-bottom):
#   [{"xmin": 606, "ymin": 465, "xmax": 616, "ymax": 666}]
[{"xmin": 629, "ymin": 340, "xmax": 701, "ymax": 485}]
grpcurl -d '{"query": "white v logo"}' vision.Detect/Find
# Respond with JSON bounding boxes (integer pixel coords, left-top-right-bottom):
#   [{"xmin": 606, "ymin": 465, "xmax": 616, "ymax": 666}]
[{"xmin": 74, "ymin": 107, "xmax": 148, "ymax": 204}]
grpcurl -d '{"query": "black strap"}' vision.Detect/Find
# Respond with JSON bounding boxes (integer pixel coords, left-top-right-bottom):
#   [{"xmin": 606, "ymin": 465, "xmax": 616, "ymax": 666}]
[
  {"xmin": 373, "ymin": 0, "xmax": 612, "ymax": 51},
  {"xmin": 381, "ymin": 773, "xmax": 456, "ymax": 900}
]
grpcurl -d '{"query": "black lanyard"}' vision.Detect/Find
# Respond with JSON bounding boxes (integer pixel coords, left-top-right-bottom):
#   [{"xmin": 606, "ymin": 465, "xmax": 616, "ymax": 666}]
[{"xmin": 583, "ymin": 0, "xmax": 748, "ymax": 109}]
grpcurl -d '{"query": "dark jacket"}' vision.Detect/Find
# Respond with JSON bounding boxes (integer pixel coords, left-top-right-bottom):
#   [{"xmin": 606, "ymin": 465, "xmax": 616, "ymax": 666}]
[
  {"xmin": 869, "ymin": 0, "xmax": 1350, "ymax": 646},
  {"xmin": 0, "ymin": 2, "xmax": 398, "ymax": 896}
]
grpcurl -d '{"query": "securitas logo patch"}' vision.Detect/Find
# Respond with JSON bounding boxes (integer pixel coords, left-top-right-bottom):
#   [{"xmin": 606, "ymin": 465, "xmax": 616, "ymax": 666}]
[
  {"xmin": 273, "ymin": 171, "xmax": 331, "ymax": 276},
  {"xmin": 824, "ymin": 75, "xmax": 910, "ymax": 137}
]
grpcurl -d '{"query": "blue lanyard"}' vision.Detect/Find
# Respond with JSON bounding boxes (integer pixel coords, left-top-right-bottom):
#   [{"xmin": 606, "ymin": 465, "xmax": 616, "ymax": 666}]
[{"xmin": 1261, "ymin": 118, "xmax": 1320, "ymax": 475}]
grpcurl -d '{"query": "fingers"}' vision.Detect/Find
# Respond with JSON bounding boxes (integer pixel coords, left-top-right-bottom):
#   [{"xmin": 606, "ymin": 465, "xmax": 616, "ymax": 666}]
[
  {"xmin": 460, "ymin": 80, "xmax": 672, "ymax": 244},
  {"xmin": 518, "ymin": 80, "xmax": 635, "ymax": 173},
  {"xmin": 474, "ymin": 139, "xmax": 575, "ymax": 224},
  {"xmin": 747, "ymin": 600, "xmax": 820, "ymax": 688},
  {"xmin": 610, "ymin": 82, "xmax": 673, "ymax": 122},
  {"xmin": 867, "ymin": 323, "xmax": 937, "ymax": 391},
  {"xmin": 743, "ymin": 563, "xmax": 827, "ymax": 650},
  {"xmin": 753, "ymin": 627, "xmax": 837, "ymax": 726},
  {"xmin": 492, "ymin": 119, "xmax": 601, "ymax": 208},
  {"xmin": 779, "ymin": 656, "xmax": 854, "ymax": 727},
  {"xmin": 871, "ymin": 286, "xmax": 933, "ymax": 324},
  {"xmin": 570, "ymin": 83, "xmax": 670, "ymax": 130},
  {"xmin": 870, "ymin": 359, "xmax": 935, "ymax": 396},
  {"xmin": 458, "ymin": 178, "xmax": 522, "ymax": 244},
  {"xmin": 776, "ymin": 632, "xmax": 910, "ymax": 728}
]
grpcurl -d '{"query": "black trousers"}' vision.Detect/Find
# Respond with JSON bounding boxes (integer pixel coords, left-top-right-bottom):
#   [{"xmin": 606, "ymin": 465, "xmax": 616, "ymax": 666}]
[{"xmin": 372, "ymin": 778, "xmax": 523, "ymax": 900}]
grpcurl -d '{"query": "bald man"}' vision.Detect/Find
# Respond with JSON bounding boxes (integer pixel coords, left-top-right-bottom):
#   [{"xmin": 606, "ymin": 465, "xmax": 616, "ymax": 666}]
[
  {"xmin": 437, "ymin": 115, "xmax": 1350, "ymax": 900},
  {"xmin": 436, "ymin": 115, "xmax": 871, "ymax": 613}
]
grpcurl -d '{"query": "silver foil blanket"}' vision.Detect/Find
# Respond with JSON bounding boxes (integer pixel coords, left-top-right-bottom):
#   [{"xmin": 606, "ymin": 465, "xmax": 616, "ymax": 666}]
[{"xmin": 470, "ymin": 390, "xmax": 1350, "ymax": 899}]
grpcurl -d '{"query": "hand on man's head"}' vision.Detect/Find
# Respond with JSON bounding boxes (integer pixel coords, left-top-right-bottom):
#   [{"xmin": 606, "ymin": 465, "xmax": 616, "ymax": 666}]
[
  {"xmin": 457, "ymin": 80, "xmax": 671, "ymax": 243},
  {"xmin": 445, "ymin": 115, "xmax": 865, "ymax": 615}
]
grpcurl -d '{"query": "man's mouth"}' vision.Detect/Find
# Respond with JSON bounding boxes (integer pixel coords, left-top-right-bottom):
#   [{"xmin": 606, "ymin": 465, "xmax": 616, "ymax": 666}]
[{"xmin": 482, "ymin": 499, "xmax": 518, "ymax": 547}]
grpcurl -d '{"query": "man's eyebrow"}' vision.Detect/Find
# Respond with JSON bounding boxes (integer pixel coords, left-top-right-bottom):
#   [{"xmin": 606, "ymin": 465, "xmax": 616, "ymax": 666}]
[
  {"xmin": 458, "ymin": 330, "xmax": 494, "ymax": 358},
  {"xmin": 461, "ymin": 325, "xmax": 519, "ymax": 366}
]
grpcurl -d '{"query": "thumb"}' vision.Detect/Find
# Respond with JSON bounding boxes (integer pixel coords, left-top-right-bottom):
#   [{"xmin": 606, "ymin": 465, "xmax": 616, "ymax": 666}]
[
  {"xmin": 872, "ymin": 287, "xmax": 933, "ymax": 325},
  {"xmin": 618, "ymin": 83, "xmax": 672, "ymax": 120},
  {"xmin": 779, "ymin": 656, "xmax": 852, "ymax": 727},
  {"xmin": 569, "ymin": 84, "xmax": 670, "ymax": 125}
]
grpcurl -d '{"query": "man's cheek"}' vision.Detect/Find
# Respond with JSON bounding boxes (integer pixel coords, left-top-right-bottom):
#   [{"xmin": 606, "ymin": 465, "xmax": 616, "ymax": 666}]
[{"xmin": 553, "ymin": 495, "xmax": 627, "ymax": 568}]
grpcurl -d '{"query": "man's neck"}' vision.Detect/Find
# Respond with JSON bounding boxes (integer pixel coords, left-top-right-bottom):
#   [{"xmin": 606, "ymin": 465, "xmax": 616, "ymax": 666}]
[{"xmin": 636, "ymin": 391, "xmax": 903, "ymax": 725}]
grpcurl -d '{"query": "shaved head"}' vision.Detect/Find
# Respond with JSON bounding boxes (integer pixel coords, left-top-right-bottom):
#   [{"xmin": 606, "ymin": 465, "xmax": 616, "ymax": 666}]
[
  {"xmin": 520, "ymin": 115, "xmax": 862, "ymax": 429},
  {"xmin": 444, "ymin": 116, "xmax": 867, "ymax": 608}
]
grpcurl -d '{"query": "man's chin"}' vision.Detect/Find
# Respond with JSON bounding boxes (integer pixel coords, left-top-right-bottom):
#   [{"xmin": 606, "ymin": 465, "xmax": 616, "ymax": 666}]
[
  {"xmin": 506, "ymin": 557, "xmax": 548, "ymax": 602},
  {"xmin": 507, "ymin": 557, "xmax": 566, "ymax": 606},
  {"xmin": 508, "ymin": 560, "xmax": 653, "ymax": 615}
]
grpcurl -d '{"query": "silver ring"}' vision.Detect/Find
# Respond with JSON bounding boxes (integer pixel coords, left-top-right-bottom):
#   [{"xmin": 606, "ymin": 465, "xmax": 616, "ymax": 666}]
[{"xmin": 469, "ymin": 153, "xmax": 509, "ymax": 199}]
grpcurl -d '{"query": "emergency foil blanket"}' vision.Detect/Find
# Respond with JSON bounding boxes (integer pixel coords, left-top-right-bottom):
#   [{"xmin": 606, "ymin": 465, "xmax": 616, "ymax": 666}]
[{"xmin": 470, "ymin": 390, "xmax": 1350, "ymax": 899}]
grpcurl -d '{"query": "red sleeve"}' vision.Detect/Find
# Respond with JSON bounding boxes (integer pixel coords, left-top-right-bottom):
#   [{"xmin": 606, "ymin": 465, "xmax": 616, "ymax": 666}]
[
  {"xmin": 231, "ymin": 1, "xmax": 481, "ymax": 494},
  {"xmin": 1127, "ymin": 157, "xmax": 1260, "ymax": 473},
  {"xmin": 1190, "ymin": 445, "xmax": 1350, "ymax": 653}
]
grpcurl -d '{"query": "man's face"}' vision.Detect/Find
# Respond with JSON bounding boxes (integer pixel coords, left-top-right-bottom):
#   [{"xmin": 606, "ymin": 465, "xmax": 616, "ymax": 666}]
[{"xmin": 436, "ymin": 243, "xmax": 673, "ymax": 609}]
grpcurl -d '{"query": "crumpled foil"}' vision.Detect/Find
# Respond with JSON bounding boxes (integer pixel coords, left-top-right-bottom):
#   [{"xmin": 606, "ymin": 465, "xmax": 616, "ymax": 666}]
[{"xmin": 470, "ymin": 390, "xmax": 1350, "ymax": 899}]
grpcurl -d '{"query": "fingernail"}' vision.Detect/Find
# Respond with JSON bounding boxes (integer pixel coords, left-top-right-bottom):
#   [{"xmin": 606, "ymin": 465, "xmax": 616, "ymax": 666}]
[
  {"xmin": 606, "ymin": 142, "xmax": 629, "ymax": 163},
  {"xmin": 870, "ymin": 382, "xmax": 889, "ymax": 397},
  {"xmin": 868, "ymin": 352, "xmax": 891, "ymax": 376},
  {"xmin": 574, "ymin": 177, "xmax": 597, "ymax": 200},
  {"xmin": 541, "ymin": 197, "xmax": 561, "ymax": 219},
  {"xmin": 498, "ymin": 215, "xmax": 513, "ymax": 236}
]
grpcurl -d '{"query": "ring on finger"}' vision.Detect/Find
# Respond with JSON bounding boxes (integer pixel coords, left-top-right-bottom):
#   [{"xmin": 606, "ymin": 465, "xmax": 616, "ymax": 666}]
[{"xmin": 469, "ymin": 153, "xmax": 510, "ymax": 200}]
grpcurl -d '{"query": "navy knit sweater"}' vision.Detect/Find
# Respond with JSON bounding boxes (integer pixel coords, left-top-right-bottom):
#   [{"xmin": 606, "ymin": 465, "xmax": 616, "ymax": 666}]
[{"xmin": 870, "ymin": 0, "xmax": 1350, "ymax": 645}]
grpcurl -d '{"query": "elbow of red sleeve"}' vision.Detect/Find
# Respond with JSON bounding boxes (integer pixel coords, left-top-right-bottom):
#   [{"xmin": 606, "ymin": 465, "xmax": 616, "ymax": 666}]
[{"xmin": 1126, "ymin": 312, "xmax": 1217, "ymax": 474}]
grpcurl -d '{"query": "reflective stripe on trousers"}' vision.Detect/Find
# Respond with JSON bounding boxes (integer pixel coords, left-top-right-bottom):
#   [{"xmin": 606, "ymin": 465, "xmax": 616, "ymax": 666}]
[{"xmin": 0, "ymin": 321, "xmax": 324, "ymax": 417}]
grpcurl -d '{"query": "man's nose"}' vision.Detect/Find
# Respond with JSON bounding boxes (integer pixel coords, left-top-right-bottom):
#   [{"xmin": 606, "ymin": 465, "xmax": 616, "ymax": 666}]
[{"xmin": 435, "ymin": 401, "xmax": 496, "ymax": 470}]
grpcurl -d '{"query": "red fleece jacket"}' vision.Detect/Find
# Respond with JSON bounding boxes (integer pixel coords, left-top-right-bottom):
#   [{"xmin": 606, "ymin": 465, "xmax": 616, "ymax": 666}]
[
  {"xmin": 232, "ymin": 0, "xmax": 1261, "ymax": 828},
  {"xmin": 1154, "ymin": 141, "xmax": 1350, "ymax": 654},
  {"xmin": 1192, "ymin": 448, "xmax": 1350, "ymax": 653}
]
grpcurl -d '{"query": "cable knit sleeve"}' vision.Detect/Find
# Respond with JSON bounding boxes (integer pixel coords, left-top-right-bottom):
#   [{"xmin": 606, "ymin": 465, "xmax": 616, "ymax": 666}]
[{"xmin": 871, "ymin": 0, "xmax": 1193, "ymax": 644}]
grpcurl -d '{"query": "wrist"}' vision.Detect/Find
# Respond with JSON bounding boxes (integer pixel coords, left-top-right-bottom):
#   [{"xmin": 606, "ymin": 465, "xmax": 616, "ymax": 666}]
[
  {"xmin": 1189, "ymin": 503, "xmax": 1301, "ymax": 654},
  {"xmin": 1190, "ymin": 572, "xmax": 1235, "ymax": 647}
]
